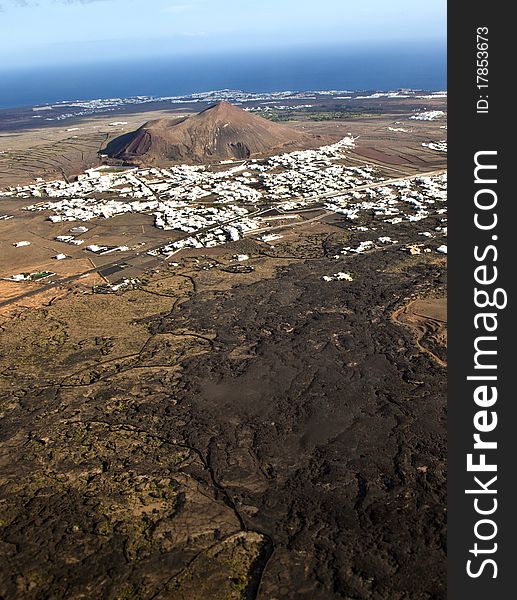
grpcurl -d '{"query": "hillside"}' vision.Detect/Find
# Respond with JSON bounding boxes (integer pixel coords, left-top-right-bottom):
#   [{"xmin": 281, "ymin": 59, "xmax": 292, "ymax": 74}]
[{"xmin": 105, "ymin": 101, "xmax": 322, "ymax": 163}]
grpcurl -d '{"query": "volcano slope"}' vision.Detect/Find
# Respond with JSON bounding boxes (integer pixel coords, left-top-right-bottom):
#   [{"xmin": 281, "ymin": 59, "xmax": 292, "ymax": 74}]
[
  {"xmin": 105, "ymin": 101, "xmax": 322, "ymax": 164},
  {"xmin": 0, "ymin": 217, "xmax": 447, "ymax": 600}
]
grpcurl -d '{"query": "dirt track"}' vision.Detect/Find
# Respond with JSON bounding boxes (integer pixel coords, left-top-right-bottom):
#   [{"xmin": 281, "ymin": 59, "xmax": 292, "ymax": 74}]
[{"xmin": 392, "ymin": 298, "xmax": 447, "ymax": 367}]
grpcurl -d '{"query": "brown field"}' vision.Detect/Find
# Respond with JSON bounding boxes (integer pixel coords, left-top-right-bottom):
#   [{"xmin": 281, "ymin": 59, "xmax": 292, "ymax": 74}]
[
  {"xmin": 0, "ymin": 109, "xmax": 191, "ymax": 188},
  {"xmin": 393, "ymin": 296, "xmax": 447, "ymax": 366}
]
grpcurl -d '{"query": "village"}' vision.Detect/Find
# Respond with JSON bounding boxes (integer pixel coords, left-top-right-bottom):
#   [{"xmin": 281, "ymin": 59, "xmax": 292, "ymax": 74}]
[
  {"xmin": 0, "ymin": 129, "xmax": 448, "ymax": 279},
  {"xmin": 25, "ymin": 88, "xmax": 447, "ymax": 123}
]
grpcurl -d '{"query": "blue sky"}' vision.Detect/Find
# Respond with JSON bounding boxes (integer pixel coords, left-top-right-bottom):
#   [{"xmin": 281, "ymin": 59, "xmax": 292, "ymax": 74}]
[{"xmin": 1, "ymin": 0, "xmax": 446, "ymax": 70}]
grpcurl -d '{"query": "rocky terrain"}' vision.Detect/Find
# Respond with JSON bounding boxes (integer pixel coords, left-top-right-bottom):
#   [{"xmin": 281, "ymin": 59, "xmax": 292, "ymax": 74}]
[{"xmin": 0, "ymin": 223, "xmax": 447, "ymax": 599}]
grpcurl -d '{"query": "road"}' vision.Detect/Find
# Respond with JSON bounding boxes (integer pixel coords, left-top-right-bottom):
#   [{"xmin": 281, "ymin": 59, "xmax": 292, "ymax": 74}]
[
  {"xmin": 0, "ymin": 207, "xmax": 269, "ymax": 308},
  {"xmin": 0, "ymin": 169, "xmax": 446, "ymax": 308}
]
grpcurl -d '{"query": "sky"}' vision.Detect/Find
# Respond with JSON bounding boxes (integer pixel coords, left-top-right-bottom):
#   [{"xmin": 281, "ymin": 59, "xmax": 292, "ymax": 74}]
[{"xmin": 0, "ymin": 0, "xmax": 446, "ymax": 70}]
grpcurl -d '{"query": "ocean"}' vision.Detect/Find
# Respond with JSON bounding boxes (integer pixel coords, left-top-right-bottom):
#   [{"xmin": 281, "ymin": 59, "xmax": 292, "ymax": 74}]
[{"xmin": 0, "ymin": 43, "xmax": 446, "ymax": 109}]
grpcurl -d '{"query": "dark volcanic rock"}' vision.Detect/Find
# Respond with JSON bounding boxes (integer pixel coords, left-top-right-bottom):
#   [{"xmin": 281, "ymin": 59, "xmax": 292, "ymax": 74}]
[
  {"xmin": 152, "ymin": 251, "xmax": 447, "ymax": 599},
  {"xmin": 0, "ymin": 247, "xmax": 446, "ymax": 599}
]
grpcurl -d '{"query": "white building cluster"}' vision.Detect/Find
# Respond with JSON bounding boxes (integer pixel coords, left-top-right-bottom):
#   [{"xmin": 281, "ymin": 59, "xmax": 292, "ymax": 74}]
[
  {"xmin": 409, "ymin": 110, "xmax": 446, "ymax": 121},
  {"xmin": 324, "ymin": 172, "xmax": 447, "ymax": 231},
  {"xmin": 422, "ymin": 141, "xmax": 447, "ymax": 153},
  {"xmin": 0, "ymin": 130, "xmax": 446, "ymax": 262},
  {"xmin": 246, "ymin": 137, "xmax": 383, "ymax": 202},
  {"xmin": 9, "ymin": 136, "xmax": 365, "ymax": 232},
  {"xmin": 323, "ymin": 271, "xmax": 354, "ymax": 282},
  {"xmin": 12, "ymin": 163, "xmax": 264, "ymax": 219},
  {"xmin": 262, "ymin": 163, "xmax": 377, "ymax": 201},
  {"xmin": 154, "ymin": 216, "xmax": 261, "ymax": 255},
  {"xmin": 154, "ymin": 204, "xmax": 249, "ymax": 233}
]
